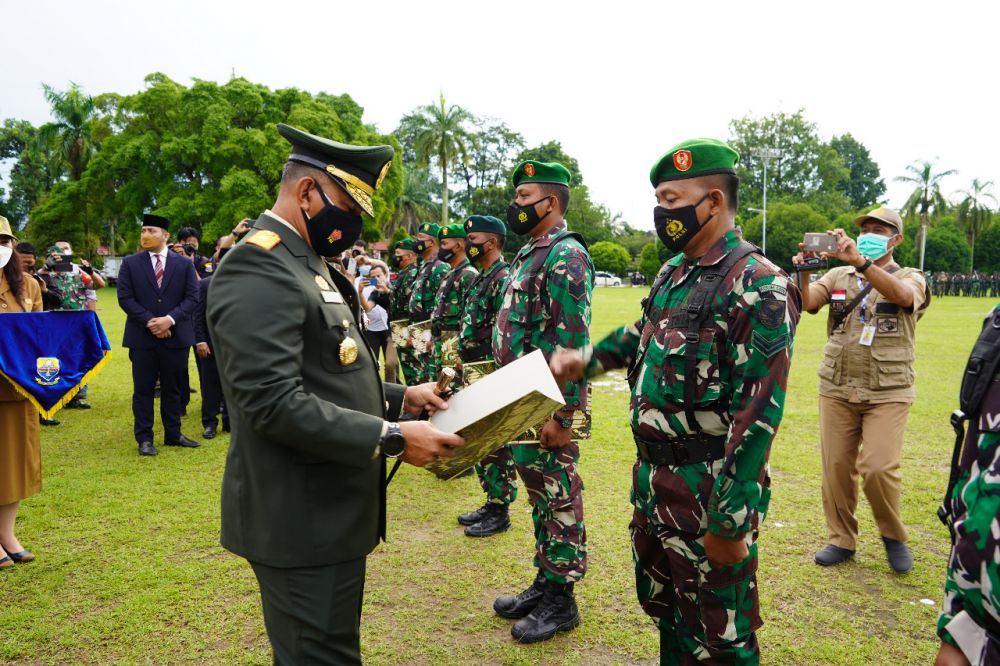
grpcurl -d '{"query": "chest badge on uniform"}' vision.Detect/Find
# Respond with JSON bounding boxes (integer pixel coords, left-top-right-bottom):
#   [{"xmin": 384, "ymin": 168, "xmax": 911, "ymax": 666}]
[
  {"xmin": 339, "ymin": 320, "xmax": 359, "ymax": 365},
  {"xmin": 315, "ymin": 275, "xmax": 330, "ymax": 289},
  {"xmin": 757, "ymin": 299, "xmax": 785, "ymax": 329}
]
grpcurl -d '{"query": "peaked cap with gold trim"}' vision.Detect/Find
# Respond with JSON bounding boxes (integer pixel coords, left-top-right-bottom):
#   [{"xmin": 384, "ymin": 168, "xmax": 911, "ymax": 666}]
[{"xmin": 277, "ymin": 123, "xmax": 394, "ymax": 217}]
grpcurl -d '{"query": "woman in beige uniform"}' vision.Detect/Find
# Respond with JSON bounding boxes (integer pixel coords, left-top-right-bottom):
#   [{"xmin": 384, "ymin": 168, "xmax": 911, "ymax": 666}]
[{"xmin": 0, "ymin": 216, "xmax": 43, "ymax": 569}]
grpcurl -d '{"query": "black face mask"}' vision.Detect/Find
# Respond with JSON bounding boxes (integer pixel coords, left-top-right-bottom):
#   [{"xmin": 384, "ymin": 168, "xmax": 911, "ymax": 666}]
[
  {"xmin": 653, "ymin": 194, "xmax": 713, "ymax": 253},
  {"xmin": 464, "ymin": 238, "xmax": 490, "ymax": 263},
  {"xmin": 438, "ymin": 246, "xmax": 456, "ymax": 263},
  {"xmin": 506, "ymin": 196, "xmax": 552, "ymax": 235},
  {"xmin": 301, "ymin": 182, "xmax": 363, "ymax": 257},
  {"xmin": 389, "ymin": 254, "xmax": 401, "ymax": 269}
]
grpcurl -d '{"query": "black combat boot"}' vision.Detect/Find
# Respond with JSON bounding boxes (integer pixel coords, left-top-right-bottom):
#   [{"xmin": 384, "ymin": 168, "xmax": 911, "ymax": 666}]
[
  {"xmin": 464, "ymin": 503, "xmax": 511, "ymax": 537},
  {"xmin": 457, "ymin": 503, "xmax": 490, "ymax": 526},
  {"xmin": 493, "ymin": 570, "xmax": 546, "ymax": 619},
  {"xmin": 511, "ymin": 581, "xmax": 580, "ymax": 643}
]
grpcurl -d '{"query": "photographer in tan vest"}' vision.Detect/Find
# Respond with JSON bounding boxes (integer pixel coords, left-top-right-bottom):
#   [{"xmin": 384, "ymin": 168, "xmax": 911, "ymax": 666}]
[{"xmin": 793, "ymin": 207, "xmax": 930, "ymax": 573}]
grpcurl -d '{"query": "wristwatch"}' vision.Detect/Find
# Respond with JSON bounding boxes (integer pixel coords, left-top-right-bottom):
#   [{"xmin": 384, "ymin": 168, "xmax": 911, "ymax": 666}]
[
  {"xmin": 856, "ymin": 258, "xmax": 873, "ymax": 273},
  {"xmin": 380, "ymin": 422, "xmax": 406, "ymax": 458},
  {"xmin": 553, "ymin": 413, "xmax": 574, "ymax": 429}
]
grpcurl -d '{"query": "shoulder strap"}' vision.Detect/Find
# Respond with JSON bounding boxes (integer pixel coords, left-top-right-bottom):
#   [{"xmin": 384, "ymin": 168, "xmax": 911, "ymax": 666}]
[
  {"xmin": 683, "ymin": 241, "xmax": 757, "ymax": 432},
  {"xmin": 528, "ymin": 230, "xmax": 590, "ymax": 317}
]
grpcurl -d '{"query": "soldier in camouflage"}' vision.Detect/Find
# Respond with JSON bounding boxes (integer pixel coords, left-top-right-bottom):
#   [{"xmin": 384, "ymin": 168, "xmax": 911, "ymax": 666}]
[
  {"xmin": 428, "ymin": 223, "xmax": 478, "ymax": 385},
  {"xmin": 44, "ymin": 245, "xmax": 89, "ymax": 311},
  {"xmin": 553, "ymin": 139, "xmax": 800, "ymax": 665},
  {"xmin": 453, "ymin": 215, "xmax": 518, "ymax": 538},
  {"xmin": 388, "ymin": 238, "xmax": 422, "ymax": 385},
  {"xmin": 406, "ymin": 223, "xmax": 451, "ymax": 383},
  {"xmin": 491, "ymin": 160, "xmax": 594, "ymax": 644},
  {"xmin": 936, "ymin": 303, "xmax": 1000, "ymax": 666}
]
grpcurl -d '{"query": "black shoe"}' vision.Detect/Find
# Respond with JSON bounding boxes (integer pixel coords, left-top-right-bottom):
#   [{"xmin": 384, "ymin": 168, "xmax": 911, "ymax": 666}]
[
  {"xmin": 814, "ymin": 544, "xmax": 856, "ymax": 566},
  {"xmin": 882, "ymin": 537, "xmax": 913, "ymax": 573},
  {"xmin": 39, "ymin": 417, "xmax": 60, "ymax": 426},
  {"xmin": 138, "ymin": 441, "xmax": 158, "ymax": 456},
  {"xmin": 494, "ymin": 571, "xmax": 547, "ymax": 619},
  {"xmin": 454, "ymin": 467, "xmax": 475, "ymax": 478},
  {"xmin": 189, "ymin": 387, "xmax": 197, "ymax": 394},
  {"xmin": 511, "ymin": 582, "xmax": 580, "ymax": 643},
  {"xmin": 458, "ymin": 503, "xmax": 491, "ymax": 526},
  {"xmin": 465, "ymin": 504, "xmax": 511, "ymax": 537},
  {"xmin": 202, "ymin": 424, "xmax": 217, "ymax": 439},
  {"xmin": 222, "ymin": 422, "xmax": 231, "ymax": 433},
  {"xmin": 164, "ymin": 435, "xmax": 200, "ymax": 448},
  {"xmin": 66, "ymin": 397, "xmax": 91, "ymax": 409}
]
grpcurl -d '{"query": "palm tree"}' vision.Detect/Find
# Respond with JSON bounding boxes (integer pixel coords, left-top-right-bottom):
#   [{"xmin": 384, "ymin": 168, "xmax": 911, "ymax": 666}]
[
  {"xmin": 399, "ymin": 93, "xmax": 476, "ymax": 225},
  {"xmin": 956, "ymin": 179, "xmax": 997, "ymax": 271},
  {"xmin": 895, "ymin": 160, "xmax": 957, "ymax": 270},
  {"xmin": 386, "ymin": 167, "xmax": 440, "ymax": 241},
  {"xmin": 39, "ymin": 83, "xmax": 98, "ymax": 181}
]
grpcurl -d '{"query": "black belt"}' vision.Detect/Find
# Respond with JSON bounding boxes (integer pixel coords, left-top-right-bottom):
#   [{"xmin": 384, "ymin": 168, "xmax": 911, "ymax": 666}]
[
  {"xmin": 634, "ymin": 433, "xmax": 726, "ymax": 466},
  {"xmin": 460, "ymin": 341, "xmax": 492, "ymax": 363}
]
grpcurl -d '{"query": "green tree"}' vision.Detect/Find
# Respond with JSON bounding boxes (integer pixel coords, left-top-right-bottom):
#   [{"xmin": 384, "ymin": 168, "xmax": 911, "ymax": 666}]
[
  {"xmin": 729, "ymin": 110, "xmax": 826, "ymax": 204},
  {"xmin": 387, "ymin": 167, "xmax": 439, "ymax": 241},
  {"xmin": 955, "ymin": 179, "xmax": 996, "ymax": 271},
  {"xmin": 590, "ymin": 240, "xmax": 631, "ymax": 276},
  {"xmin": 895, "ymin": 159, "xmax": 957, "ymax": 270},
  {"xmin": 457, "ymin": 118, "xmax": 524, "ymax": 195},
  {"xmin": 396, "ymin": 93, "xmax": 476, "ymax": 225},
  {"xmin": 922, "ymin": 220, "xmax": 971, "ymax": 273},
  {"xmin": 830, "ymin": 133, "xmax": 886, "ymax": 209},
  {"xmin": 39, "ymin": 83, "xmax": 105, "ymax": 181},
  {"xmin": 0, "ymin": 119, "xmax": 64, "ymax": 224},
  {"xmin": 975, "ymin": 219, "xmax": 1000, "ymax": 272},
  {"xmin": 638, "ymin": 241, "xmax": 664, "ymax": 281}
]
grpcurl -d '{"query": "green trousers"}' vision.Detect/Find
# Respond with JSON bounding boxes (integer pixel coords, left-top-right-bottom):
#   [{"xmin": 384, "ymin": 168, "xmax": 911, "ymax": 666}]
[{"xmin": 251, "ymin": 557, "xmax": 367, "ymax": 666}]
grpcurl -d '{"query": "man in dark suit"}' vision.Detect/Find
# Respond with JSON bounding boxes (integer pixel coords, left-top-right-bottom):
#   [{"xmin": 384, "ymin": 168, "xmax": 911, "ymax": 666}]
[
  {"xmin": 208, "ymin": 123, "xmax": 465, "ymax": 665},
  {"xmin": 117, "ymin": 213, "xmax": 201, "ymax": 456},
  {"xmin": 193, "ymin": 251, "xmax": 229, "ymax": 439}
]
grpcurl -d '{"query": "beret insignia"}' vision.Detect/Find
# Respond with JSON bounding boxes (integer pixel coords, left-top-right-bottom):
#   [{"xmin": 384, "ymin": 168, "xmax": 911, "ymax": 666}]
[
  {"xmin": 525, "ymin": 163, "xmax": 535, "ymax": 177},
  {"xmin": 673, "ymin": 149, "xmax": 692, "ymax": 172}
]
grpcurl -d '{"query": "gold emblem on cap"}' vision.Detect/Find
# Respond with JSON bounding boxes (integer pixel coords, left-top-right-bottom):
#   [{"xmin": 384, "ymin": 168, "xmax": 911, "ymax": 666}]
[
  {"xmin": 315, "ymin": 275, "xmax": 330, "ymax": 289},
  {"xmin": 339, "ymin": 320, "xmax": 359, "ymax": 365},
  {"xmin": 376, "ymin": 160, "xmax": 392, "ymax": 189},
  {"xmin": 442, "ymin": 227, "xmax": 449, "ymax": 236}
]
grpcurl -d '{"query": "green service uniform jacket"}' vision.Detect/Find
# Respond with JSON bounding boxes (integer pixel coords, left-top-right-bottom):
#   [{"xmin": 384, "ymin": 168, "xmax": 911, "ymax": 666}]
[{"xmin": 207, "ymin": 212, "xmax": 405, "ymax": 568}]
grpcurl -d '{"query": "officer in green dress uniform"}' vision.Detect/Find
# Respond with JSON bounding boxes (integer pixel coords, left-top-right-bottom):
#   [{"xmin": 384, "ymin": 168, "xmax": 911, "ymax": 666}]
[{"xmin": 207, "ymin": 123, "xmax": 464, "ymax": 665}]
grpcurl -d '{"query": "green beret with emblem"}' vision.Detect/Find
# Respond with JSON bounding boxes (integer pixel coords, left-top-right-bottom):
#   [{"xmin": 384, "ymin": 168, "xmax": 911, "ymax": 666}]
[
  {"xmin": 438, "ymin": 223, "xmax": 466, "ymax": 240},
  {"xmin": 464, "ymin": 215, "xmax": 507, "ymax": 236},
  {"xmin": 649, "ymin": 138, "xmax": 740, "ymax": 186},
  {"xmin": 417, "ymin": 222, "xmax": 441, "ymax": 238},
  {"xmin": 393, "ymin": 238, "xmax": 420, "ymax": 253},
  {"xmin": 511, "ymin": 160, "xmax": 572, "ymax": 188},
  {"xmin": 277, "ymin": 123, "xmax": 394, "ymax": 218}
]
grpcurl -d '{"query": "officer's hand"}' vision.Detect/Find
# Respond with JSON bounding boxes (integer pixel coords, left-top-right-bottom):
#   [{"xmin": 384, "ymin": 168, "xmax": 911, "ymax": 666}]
[
  {"xmin": 934, "ymin": 641, "xmax": 971, "ymax": 666},
  {"xmin": 147, "ymin": 317, "xmax": 172, "ymax": 336},
  {"xmin": 195, "ymin": 342, "xmax": 211, "ymax": 359},
  {"xmin": 403, "ymin": 382, "xmax": 451, "ymax": 417},
  {"xmin": 539, "ymin": 418, "xmax": 572, "ymax": 449},
  {"xmin": 398, "ymin": 421, "xmax": 464, "ymax": 467},
  {"xmin": 821, "ymin": 229, "xmax": 863, "ymax": 266},
  {"xmin": 703, "ymin": 532, "xmax": 749, "ymax": 567},
  {"xmin": 549, "ymin": 349, "xmax": 585, "ymax": 386},
  {"xmin": 791, "ymin": 242, "xmax": 816, "ymax": 267}
]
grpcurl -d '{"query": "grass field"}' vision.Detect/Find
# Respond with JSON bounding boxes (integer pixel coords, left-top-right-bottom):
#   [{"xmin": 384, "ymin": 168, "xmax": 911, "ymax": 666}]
[{"xmin": 1, "ymin": 286, "xmax": 995, "ymax": 665}]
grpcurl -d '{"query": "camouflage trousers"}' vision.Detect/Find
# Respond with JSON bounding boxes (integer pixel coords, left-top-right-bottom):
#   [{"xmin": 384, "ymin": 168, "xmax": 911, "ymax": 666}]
[
  {"xmin": 631, "ymin": 513, "xmax": 761, "ymax": 665},
  {"xmin": 475, "ymin": 445, "xmax": 518, "ymax": 505},
  {"xmin": 396, "ymin": 344, "xmax": 421, "ymax": 386},
  {"xmin": 510, "ymin": 441, "xmax": 587, "ymax": 584}
]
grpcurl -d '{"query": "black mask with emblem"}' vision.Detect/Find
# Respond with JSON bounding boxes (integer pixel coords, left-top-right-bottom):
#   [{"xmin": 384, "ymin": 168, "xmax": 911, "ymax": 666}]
[
  {"xmin": 653, "ymin": 193, "xmax": 713, "ymax": 253},
  {"xmin": 301, "ymin": 181, "xmax": 363, "ymax": 258},
  {"xmin": 464, "ymin": 238, "xmax": 490, "ymax": 264},
  {"xmin": 506, "ymin": 196, "xmax": 553, "ymax": 235},
  {"xmin": 437, "ymin": 246, "xmax": 456, "ymax": 263}
]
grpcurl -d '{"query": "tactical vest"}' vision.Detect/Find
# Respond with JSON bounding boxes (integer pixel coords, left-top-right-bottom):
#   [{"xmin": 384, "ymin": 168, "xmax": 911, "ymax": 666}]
[
  {"xmin": 818, "ymin": 265, "xmax": 929, "ymax": 402},
  {"xmin": 460, "ymin": 260, "xmax": 509, "ymax": 363}
]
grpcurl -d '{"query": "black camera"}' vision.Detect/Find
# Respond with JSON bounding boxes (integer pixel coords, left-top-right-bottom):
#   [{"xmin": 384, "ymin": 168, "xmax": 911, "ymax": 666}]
[
  {"xmin": 792, "ymin": 256, "xmax": 829, "ymax": 273},
  {"xmin": 45, "ymin": 255, "xmax": 73, "ymax": 273},
  {"xmin": 182, "ymin": 243, "xmax": 197, "ymax": 256}
]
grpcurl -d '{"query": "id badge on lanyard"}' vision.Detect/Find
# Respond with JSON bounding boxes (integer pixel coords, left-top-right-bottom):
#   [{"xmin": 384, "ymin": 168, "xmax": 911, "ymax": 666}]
[{"xmin": 857, "ymin": 276, "xmax": 876, "ymax": 346}]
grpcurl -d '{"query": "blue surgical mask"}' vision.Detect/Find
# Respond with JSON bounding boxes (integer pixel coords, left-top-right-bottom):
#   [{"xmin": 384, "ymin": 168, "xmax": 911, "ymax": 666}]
[
  {"xmin": 358, "ymin": 265, "xmax": 371, "ymax": 276},
  {"xmin": 857, "ymin": 233, "xmax": 890, "ymax": 260}
]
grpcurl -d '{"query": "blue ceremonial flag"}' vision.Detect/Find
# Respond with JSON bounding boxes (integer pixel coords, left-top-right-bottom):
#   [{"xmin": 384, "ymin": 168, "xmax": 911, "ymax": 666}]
[{"xmin": 0, "ymin": 310, "xmax": 112, "ymax": 418}]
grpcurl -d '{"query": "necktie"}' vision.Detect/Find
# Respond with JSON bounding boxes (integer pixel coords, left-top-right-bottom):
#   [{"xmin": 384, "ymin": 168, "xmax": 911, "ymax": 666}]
[{"xmin": 154, "ymin": 254, "xmax": 164, "ymax": 288}]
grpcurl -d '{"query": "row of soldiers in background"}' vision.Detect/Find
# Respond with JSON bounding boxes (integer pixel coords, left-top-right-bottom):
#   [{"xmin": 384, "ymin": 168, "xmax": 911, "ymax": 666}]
[
  {"xmin": 385, "ymin": 160, "xmax": 595, "ymax": 645},
  {"xmin": 929, "ymin": 272, "xmax": 1000, "ymax": 298}
]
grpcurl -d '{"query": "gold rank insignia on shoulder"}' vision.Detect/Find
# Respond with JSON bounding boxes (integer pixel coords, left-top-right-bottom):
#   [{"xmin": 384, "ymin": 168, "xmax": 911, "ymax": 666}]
[
  {"xmin": 315, "ymin": 275, "xmax": 330, "ymax": 289},
  {"xmin": 246, "ymin": 230, "xmax": 281, "ymax": 250},
  {"xmin": 339, "ymin": 319, "xmax": 359, "ymax": 365}
]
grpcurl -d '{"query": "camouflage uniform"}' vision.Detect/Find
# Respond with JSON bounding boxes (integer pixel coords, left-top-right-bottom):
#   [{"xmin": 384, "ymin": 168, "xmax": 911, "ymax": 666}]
[
  {"xmin": 390, "ymin": 259, "xmax": 422, "ymax": 384},
  {"xmin": 430, "ymin": 258, "xmax": 478, "ymax": 385},
  {"xmin": 583, "ymin": 229, "xmax": 800, "ymax": 664},
  {"xmin": 407, "ymin": 257, "xmax": 450, "ymax": 383},
  {"xmin": 938, "ymin": 303, "xmax": 1000, "ymax": 662},
  {"xmin": 50, "ymin": 269, "xmax": 88, "ymax": 310},
  {"xmin": 493, "ymin": 220, "xmax": 594, "ymax": 584},
  {"xmin": 459, "ymin": 257, "xmax": 517, "ymax": 505}
]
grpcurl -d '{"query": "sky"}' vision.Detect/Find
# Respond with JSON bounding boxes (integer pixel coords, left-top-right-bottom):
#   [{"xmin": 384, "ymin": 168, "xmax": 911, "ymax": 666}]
[{"xmin": 2, "ymin": 0, "xmax": 997, "ymax": 233}]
